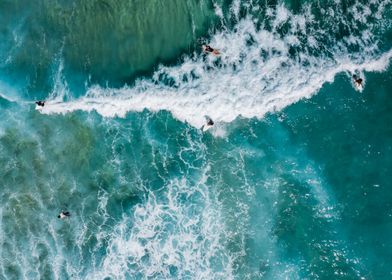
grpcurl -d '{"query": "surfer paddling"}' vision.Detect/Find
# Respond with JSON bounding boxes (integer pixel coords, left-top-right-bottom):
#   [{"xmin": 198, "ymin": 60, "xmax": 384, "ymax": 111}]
[
  {"xmin": 352, "ymin": 74, "xmax": 363, "ymax": 89},
  {"xmin": 35, "ymin": 100, "xmax": 45, "ymax": 107},
  {"xmin": 58, "ymin": 211, "xmax": 70, "ymax": 219},
  {"xmin": 202, "ymin": 44, "xmax": 220, "ymax": 56}
]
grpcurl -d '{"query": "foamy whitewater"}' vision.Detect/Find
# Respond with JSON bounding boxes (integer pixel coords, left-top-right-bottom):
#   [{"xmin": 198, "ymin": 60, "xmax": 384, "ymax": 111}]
[
  {"xmin": 1, "ymin": 0, "xmax": 392, "ymax": 279},
  {"xmin": 40, "ymin": 2, "xmax": 392, "ymax": 128}
]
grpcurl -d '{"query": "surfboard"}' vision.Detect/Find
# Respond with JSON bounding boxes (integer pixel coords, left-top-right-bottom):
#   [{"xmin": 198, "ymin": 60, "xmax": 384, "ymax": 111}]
[
  {"xmin": 202, "ymin": 124, "xmax": 213, "ymax": 132},
  {"xmin": 354, "ymin": 81, "xmax": 363, "ymax": 91},
  {"xmin": 212, "ymin": 49, "xmax": 220, "ymax": 56}
]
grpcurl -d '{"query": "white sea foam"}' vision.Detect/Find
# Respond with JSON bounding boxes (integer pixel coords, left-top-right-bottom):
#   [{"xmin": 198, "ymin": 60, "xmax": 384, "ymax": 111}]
[
  {"xmin": 85, "ymin": 166, "xmax": 235, "ymax": 280},
  {"xmin": 0, "ymin": 81, "xmax": 23, "ymax": 103},
  {"xmin": 39, "ymin": 2, "xmax": 391, "ymax": 129}
]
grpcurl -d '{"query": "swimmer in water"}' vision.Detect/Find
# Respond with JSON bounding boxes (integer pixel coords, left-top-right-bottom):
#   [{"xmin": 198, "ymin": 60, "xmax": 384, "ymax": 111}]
[
  {"xmin": 35, "ymin": 101, "xmax": 45, "ymax": 107},
  {"xmin": 58, "ymin": 211, "xmax": 70, "ymax": 219},
  {"xmin": 202, "ymin": 45, "xmax": 220, "ymax": 56}
]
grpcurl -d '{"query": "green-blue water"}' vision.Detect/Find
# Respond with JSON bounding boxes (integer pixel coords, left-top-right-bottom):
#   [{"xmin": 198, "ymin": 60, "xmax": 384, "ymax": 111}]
[{"xmin": 0, "ymin": 0, "xmax": 391, "ymax": 279}]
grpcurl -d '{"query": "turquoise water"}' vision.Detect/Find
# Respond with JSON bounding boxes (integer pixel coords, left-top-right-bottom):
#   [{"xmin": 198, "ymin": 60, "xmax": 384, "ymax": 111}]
[{"xmin": 0, "ymin": 0, "xmax": 392, "ymax": 279}]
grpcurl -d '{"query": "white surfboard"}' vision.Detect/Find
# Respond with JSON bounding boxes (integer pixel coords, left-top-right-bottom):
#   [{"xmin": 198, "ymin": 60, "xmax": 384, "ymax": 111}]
[
  {"xmin": 355, "ymin": 82, "xmax": 363, "ymax": 91},
  {"xmin": 202, "ymin": 124, "xmax": 213, "ymax": 132}
]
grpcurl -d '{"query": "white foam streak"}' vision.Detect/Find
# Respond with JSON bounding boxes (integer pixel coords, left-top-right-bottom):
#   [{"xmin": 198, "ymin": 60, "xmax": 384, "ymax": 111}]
[
  {"xmin": 87, "ymin": 166, "xmax": 234, "ymax": 280},
  {"xmin": 40, "ymin": 4, "xmax": 391, "ymax": 129},
  {"xmin": 48, "ymin": 57, "xmax": 70, "ymax": 102}
]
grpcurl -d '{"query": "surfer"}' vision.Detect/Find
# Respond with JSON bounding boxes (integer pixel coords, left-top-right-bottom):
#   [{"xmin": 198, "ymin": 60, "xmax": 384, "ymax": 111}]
[
  {"xmin": 353, "ymin": 74, "xmax": 363, "ymax": 88},
  {"xmin": 202, "ymin": 44, "xmax": 220, "ymax": 56},
  {"xmin": 201, "ymin": 116, "xmax": 214, "ymax": 132},
  {"xmin": 58, "ymin": 211, "xmax": 70, "ymax": 219},
  {"xmin": 35, "ymin": 101, "xmax": 45, "ymax": 107}
]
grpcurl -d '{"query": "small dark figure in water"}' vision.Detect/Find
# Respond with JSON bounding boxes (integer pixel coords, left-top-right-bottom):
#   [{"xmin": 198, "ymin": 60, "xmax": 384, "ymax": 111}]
[
  {"xmin": 202, "ymin": 45, "xmax": 220, "ymax": 56},
  {"xmin": 35, "ymin": 101, "xmax": 45, "ymax": 107},
  {"xmin": 58, "ymin": 211, "xmax": 70, "ymax": 219},
  {"xmin": 207, "ymin": 118, "xmax": 214, "ymax": 126},
  {"xmin": 353, "ymin": 74, "xmax": 363, "ymax": 87},
  {"xmin": 201, "ymin": 117, "xmax": 214, "ymax": 131}
]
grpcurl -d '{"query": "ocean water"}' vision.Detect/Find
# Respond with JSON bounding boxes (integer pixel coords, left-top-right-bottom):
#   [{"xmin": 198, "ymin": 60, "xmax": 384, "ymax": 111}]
[{"xmin": 0, "ymin": 0, "xmax": 391, "ymax": 279}]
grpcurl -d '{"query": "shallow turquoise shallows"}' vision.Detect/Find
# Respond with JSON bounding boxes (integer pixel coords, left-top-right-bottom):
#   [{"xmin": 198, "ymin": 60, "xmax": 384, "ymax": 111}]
[{"xmin": 0, "ymin": 0, "xmax": 391, "ymax": 279}]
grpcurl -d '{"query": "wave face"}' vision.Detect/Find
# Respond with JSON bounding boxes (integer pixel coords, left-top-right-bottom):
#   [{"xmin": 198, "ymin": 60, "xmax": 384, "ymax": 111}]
[
  {"xmin": 1, "ymin": 0, "xmax": 392, "ymax": 280},
  {"xmin": 0, "ymin": 0, "xmax": 217, "ymax": 91},
  {"xmin": 36, "ymin": 0, "xmax": 392, "ymax": 128}
]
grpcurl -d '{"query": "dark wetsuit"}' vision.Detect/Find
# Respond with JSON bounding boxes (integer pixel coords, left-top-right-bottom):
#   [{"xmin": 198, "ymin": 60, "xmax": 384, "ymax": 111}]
[
  {"xmin": 207, "ymin": 119, "xmax": 214, "ymax": 126},
  {"xmin": 57, "ymin": 211, "xmax": 70, "ymax": 218},
  {"xmin": 36, "ymin": 101, "xmax": 45, "ymax": 107},
  {"xmin": 204, "ymin": 45, "xmax": 214, "ymax": 53},
  {"xmin": 352, "ymin": 75, "xmax": 362, "ymax": 86}
]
